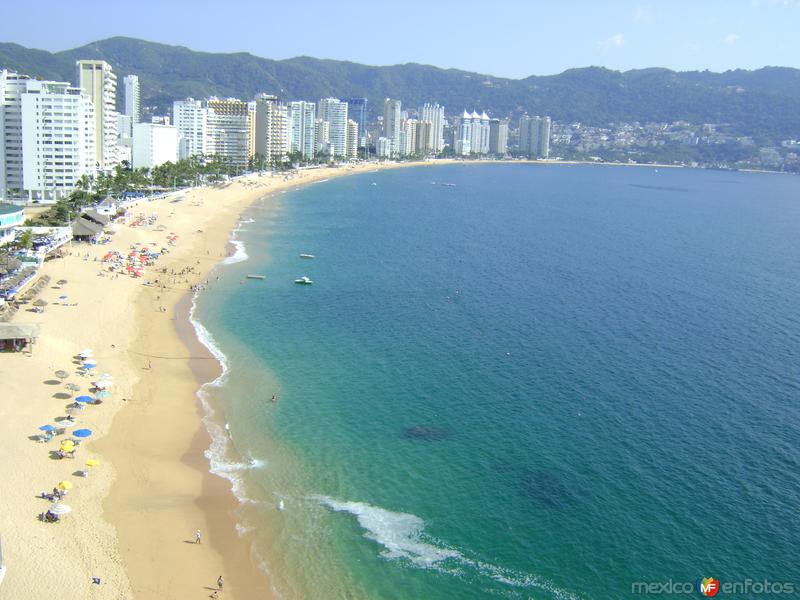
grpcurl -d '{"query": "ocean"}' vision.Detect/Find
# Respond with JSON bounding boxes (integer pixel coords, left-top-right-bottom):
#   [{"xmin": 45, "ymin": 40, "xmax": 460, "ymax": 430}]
[{"xmin": 191, "ymin": 164, "xmax": 800, "ymax": 599}]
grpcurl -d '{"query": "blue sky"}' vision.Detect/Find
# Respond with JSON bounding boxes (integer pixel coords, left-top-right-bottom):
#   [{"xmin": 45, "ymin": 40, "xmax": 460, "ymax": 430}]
[{"xmin": 2, "ymin": 0, "xmax": 799, "ymax": 78}]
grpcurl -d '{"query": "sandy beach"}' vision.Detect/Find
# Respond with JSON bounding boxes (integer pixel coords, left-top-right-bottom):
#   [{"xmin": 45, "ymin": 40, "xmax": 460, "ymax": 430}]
[{"xmin": 0, "ymin": 162, "xmax": 413, "ymax": 599}]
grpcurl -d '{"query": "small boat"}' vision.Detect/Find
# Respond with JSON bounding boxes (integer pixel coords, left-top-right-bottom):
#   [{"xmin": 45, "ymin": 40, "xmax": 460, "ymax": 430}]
[
  {"xmin": 246, "ymin": 274, "xmax": 266, "ymax": 280},
  {"xmin": 299, "ymin": 254, "xmax": 315, "ymax": 259},
  {"xmin": 278, "ymin": 500, "xmax": 285, "ymax": 511},
  {"xmin": 294, "ymin": 276, "xmax": 313, "ymax": 285}
]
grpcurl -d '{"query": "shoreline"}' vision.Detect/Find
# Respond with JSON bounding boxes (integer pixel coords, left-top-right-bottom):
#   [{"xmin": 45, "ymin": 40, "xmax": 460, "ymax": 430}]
[
  {"xmin": 97, "ymin": 162, "xmax": 425, "ymax": 598},
  {"xmin": 5, "ymin": 157, "xmax": 776, "ymax": 599}
]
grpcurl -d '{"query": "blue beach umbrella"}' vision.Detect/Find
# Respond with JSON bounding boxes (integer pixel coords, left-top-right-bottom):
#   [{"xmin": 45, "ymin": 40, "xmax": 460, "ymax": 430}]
[
  {"xmin": 72, "ymin": 429, "xmax": 93, "ymax": 438},
  {"xmin": 39, "ymin": 424, "xmax": 56, "ymax": 432},
  {"xmin": 75, "ymin": 395, "xmax": 94, "ymax": 404},
  {"xmin": 82, "ymin": 363, "xmax": 97, "ymax": 370}
]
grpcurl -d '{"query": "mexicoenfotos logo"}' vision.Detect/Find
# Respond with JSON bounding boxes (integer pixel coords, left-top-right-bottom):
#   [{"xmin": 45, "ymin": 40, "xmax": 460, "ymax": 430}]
[
  {"xmin": 631, "ymin": 577, "xmax": 795, "ymax": 596},
  {"xmin": 698, "ymin": 577, "xmax": 720, "ymax": 597}
]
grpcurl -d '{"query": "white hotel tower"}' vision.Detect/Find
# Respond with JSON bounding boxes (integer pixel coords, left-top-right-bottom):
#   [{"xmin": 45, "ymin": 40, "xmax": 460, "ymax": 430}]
[
  {"xmin": 77, "ymin": 60, "xmax": 119, "ymax": 171},
  {"xmin": 0, "ymin": 70, "xmax": 96, "ymax": 204}
]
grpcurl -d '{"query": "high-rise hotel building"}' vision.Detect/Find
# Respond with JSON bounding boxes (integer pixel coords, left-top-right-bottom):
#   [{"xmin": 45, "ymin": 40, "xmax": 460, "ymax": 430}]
[
  {"xmin": 77, "ymin": 60, "xmax": 119, "ymax": 171},
  {"xmin": 518, "ymin": 115, "xmax": 551, "ymax": 158},
  {"xmin": 383, "ymin": 98, "xmax": 402, "ymax": 154},
  {"xmin": 206, "ymin": 97, "xmax": 250, "ymax": 167},
  {"xmin": 287, "ymin": 101, "xmax": 316, "ymax": 159},
  {"xmin": 0, "ymin": 70, "xmax": 96, "ymax": 204},
  {"xmin": 455, "ymin": 110, "xmax": 490, "ymax": 155},
  {"xmin": 254, "ymin": 94, "xmax": 288, "ymax": 164},
  {"xmin": 173, "ymin": 98, "xmax": 208, "ymax": 159},
  {"xmin": 317, "ymin": 98, "xmax": 349, "ymax": 158},
  {"xmin": 123, "ymin": 74, "xmax": 141, "ymax": 125},
  {"xmin": 420, "ymin": 103, "xmax": 445, "ymax": 153}
]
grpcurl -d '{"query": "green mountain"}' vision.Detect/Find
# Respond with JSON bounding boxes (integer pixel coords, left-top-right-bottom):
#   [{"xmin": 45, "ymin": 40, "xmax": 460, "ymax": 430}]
[{"xmin": 1, "ymin": 36, "xmax": 799, "ymax": 143}]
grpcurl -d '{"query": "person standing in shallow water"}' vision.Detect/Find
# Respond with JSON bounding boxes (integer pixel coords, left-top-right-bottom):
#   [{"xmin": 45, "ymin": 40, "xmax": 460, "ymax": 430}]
[{"xmin": 195, "ymin": 529, "xmax": 201, "ymax": 544}]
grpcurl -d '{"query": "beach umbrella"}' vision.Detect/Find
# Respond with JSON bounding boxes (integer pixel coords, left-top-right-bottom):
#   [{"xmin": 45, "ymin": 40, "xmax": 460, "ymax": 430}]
[
  {"xmin": 64, "ymin": 383, "xmax": 80, "ymax": 396},
  {"xmin": 96, "ymin": 390, "xmax": 111, "ymax": 399},
  {"xmin": 78, "ymin": 348, "xmax": 93, "ymax": 357},
  {"xmin": 98, "ymin": 373, "xmax": 113, "ymax": 380},
  {"xmin": 57, "ymin": 481, "xmax": 73, "ymax": 491},
  {"xmin": 85, "ymin": 459, "xmax": 100, "ymax": 467},
  {"xmin": 72, "ymin": 429, "xmax": 92, "ymax": 438},
  {"xmin": 39, "ymin": 424, "xmax": 56, "ymax": 432},
  {"xmin": 48, "ymin": 503, "xmax": 72, "ymax": 515},
  {"xmin": 60, "ymin": 440, "xmax": 76, "ymax": 452},
  {"xmin": 33, "ymin": 299, "xmax": 48, "ymax": 307},
  {"xmin": 94, "ymin": 380, "xmax": 113, "ymax": 389},
  {"xmin": 65, "ymin": 407, "xmax": 80, "ymax": 416},
  {"xmin": 57, "ymin": 279, "xmax": 68, "ymax": 285},
  {"xmin": 82, "ymin": 363, "xmax": 97, "ymax": 370},
  {"xmin": 55, "ymin": 370, "xmax": 70, "ymax": 381},
  {"xmin": 75, "ymin": 395, "xmax": 94, "ymax": 404},
  {"xmin": 58, "ymin": 295, "xmax": 68, "ymax": 300}
]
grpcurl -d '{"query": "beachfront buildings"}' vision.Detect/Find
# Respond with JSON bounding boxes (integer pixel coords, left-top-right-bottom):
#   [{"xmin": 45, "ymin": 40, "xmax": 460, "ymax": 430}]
[
  {"xmin": 77, "ymin": 60, "xmax": 119, "ymax": 171},
  {"xmin": 173, "ymin": 98, "xmax": 208, "ymax": 159},
  {"xmin": 346, "ymin": 98, "xmax": 368, "ymax": 146},
  {"xmin": 132, "ymin": 122, "xmax": 179, "ymax": 168},
  {"xmin": 287, "ymin": 101, "xmax": 316, "ymax": 160},
  {"xmin": 489, "ymin": 118, "xmax": 509, "ymax": 155},
  {"xmin": 317, "ymin": 98, "xmax": 349, "ymax": 158},
  {"xmin": 346, "ymin": 119, "xmax": 359, "ymax": 159},
  {"xmin": 519, "ymin": 115, "xmax": 551, "ymax": 158},
  {"xmin": 0, "ymin": 71, "xmax": 97, "ymax": 204},
  {"xmin": 253, "ymin": 94, "xmax": 289, "ymax": 164},
  {"xmin": 205, "ymin": 98, "xmax": 250, "ymax": 168},
  {"xmin": 383, "ymin": 99, "xmax": 402, "ymax": 155},
  {"xmin": 123, "ymin": 75, "xmax": 141, "ymax": 126},
  {"xmin": 420, "ymin": 103, "xmax": 445, "ymax": 153},
  {"xmin": 455, "ymin": 110, "xmax": 490, "ymax": 156}
]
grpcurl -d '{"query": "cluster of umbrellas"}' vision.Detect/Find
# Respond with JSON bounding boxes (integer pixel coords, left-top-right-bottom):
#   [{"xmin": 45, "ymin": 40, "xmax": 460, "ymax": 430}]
[
  {"xmin": 101, "ymin": 244, "xmax": 168, "ymax": 279},
  {"xmin": 35, "ymin": 352, "xmax": 112, "ymax": 520}
]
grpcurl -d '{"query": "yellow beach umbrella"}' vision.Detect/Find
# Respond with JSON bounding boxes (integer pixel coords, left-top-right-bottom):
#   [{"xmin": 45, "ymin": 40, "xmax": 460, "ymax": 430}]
[
  {"xmin": 85, "ymin": 459, "xmax": 100, "ymax": 467},
  {"xmin": 57, "ymin": 481, "xmax": 73, "ymax": 491},
  {"xmin": 60, "ymin": 440, "xmax": 76, "ymax": 452}
]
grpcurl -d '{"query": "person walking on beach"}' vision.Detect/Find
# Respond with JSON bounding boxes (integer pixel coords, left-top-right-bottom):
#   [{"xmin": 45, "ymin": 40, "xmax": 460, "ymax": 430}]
[
  {"xmin": 195, "ymin": 529, "xmax": 201, "ymax": 544},
  {"xmin": 217, "ymin": 575, "xmax": 224, "ymax": 590}
]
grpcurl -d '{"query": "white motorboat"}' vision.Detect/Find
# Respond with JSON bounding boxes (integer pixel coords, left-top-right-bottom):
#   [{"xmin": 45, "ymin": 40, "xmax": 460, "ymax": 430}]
[
  {"xmin": 299, "ymin": 254, "xmax": 315, "ymax": 259},
  {"xmin": 294, "ymin": 276, "xmax": 313, "ymax": 285}
]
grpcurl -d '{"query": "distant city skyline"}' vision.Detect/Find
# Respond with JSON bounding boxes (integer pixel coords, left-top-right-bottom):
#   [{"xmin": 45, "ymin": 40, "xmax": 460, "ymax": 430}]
[{"xmin": 2, "ymin": 0, "xmax": 800, "ymax": 78}]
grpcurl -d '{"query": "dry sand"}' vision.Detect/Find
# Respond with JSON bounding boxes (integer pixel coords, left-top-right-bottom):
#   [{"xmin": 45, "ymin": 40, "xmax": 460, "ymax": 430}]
[{"xmin": 0, "ymin": 162, "xmax": 418, "ymax": 600}]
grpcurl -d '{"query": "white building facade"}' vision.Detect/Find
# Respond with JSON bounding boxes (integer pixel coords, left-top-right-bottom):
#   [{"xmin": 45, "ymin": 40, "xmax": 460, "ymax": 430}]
[
  {"xmin": 455, "ymin": 110, "xmax": 490, "ymax": 156},
  {"xmin": 0, "ymin": 71, "xmax": 97, "ymax": 204},
  {"xmin": 420, "ymin": 103, "xmax": 445, "ymax": 153},
  {"xmin": 123, "ymin": 74, "xmax": 141, "ymax": 124},
  {"xmin": 77, "ymin": 60, "xmax": 119, "ymax": 171},
  {"xmin": 317, "ymin": 98, "xmax": 349, "ymax": 158},
  {"xmin": 132, "ymin": 122, "xmax": 179, "ymax": 169},
  {"xmin": 205, "ymin": 98, "xmax": 250, "ymax": 167},
  {"xmin": 173, "ymin": 98, "xmax": 208, "ymax": 159},
  {"xmin": 254, "ymin": 94, "xmax": 289, "ymax": 164},
  {"xmin": 287, "ymin": 101, "xmax": 316, "ymax": 160}
]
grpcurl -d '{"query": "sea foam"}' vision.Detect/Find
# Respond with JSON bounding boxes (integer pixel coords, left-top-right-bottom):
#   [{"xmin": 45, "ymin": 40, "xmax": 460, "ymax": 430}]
[
  {"xmin": 312, "ymin": 496, "xmax": 580, "ymax": 599},
  {"xmin": 189, "ymin": 215, "xmax": 262, "ymax": 505}
]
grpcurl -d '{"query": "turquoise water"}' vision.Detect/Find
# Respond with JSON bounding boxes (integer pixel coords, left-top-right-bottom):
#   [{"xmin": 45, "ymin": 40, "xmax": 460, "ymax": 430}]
[{"xmin": 194, "ymin": 164, "xmax": 800, "ymax": 599}]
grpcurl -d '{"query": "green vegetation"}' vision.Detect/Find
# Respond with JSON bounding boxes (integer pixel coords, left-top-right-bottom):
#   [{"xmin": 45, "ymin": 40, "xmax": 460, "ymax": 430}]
[
  {"xmin": 1, "ymin": 38, "xmax": 800, "ymax": 144},
  {"xmin": 26, "ymin": 156, "xmax": 243, "ymax": 226}
]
